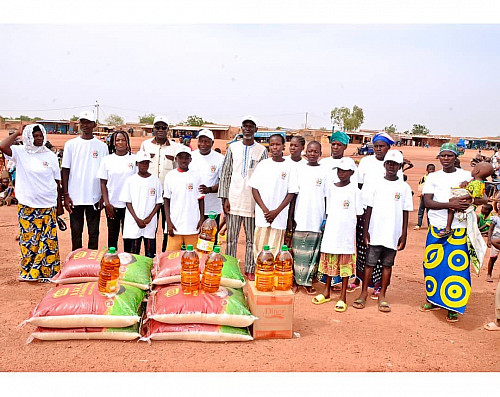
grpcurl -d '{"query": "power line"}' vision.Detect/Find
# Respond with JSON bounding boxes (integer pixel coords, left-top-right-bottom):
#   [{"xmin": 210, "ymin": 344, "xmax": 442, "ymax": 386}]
[{"xmin": 0, "ymin": 104, "xmax": 94, "ymax": 112}]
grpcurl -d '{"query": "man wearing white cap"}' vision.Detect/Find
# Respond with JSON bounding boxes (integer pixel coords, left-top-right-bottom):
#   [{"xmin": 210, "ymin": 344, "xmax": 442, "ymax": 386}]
[
  {"xmin": 140, "ymin": 115, "xmax": 180, "ymax": 251},
  {"xmin": 191, "ymin": 129, "xmax": 225, "ymax": 240},
  {"xmin": 62, "ymin": 110, "xmax": 109, "ymax": 251},
  {"xmin": 218, "ymin": 116, "xmax": 268, "ymax": 279}
]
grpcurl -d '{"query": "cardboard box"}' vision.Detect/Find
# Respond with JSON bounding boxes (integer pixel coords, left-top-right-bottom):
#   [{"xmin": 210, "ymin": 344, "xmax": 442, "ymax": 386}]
[{"xmin": 245, "ymin": 281, "xmax": 294, "ymax": 339}]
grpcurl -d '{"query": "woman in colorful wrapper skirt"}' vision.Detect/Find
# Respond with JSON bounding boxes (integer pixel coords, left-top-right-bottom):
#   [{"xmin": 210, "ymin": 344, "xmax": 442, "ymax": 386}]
[{"xmin": 0, "ymin": 124, "xmax": 63, "ymax": 282}]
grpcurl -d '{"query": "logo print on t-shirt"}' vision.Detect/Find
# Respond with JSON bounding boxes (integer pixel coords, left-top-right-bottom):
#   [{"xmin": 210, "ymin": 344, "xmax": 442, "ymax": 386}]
[
  {"xmin": 394, "ymin": 192, "xmax": 401, "ymax": 201},
  {"xmin": 92, "ymin": 150, "xmax": 98, "ymax": 158},
  {"xmin": 42, "ymin": 161, "xmax": 49, "ymax": 168},
  {"xmin": 210, "ymin": 165, "xmax": 216, "ymax": 173},
  {"xmin": 343, "ymin": 200, "xmax": 350, "ymax": 209},
  {"xmin": 149, "ymin": 188, "xmax": 156, "ymax": 196},
  {"xmin": 128, "ymin": 163, "xmax": 134, "ymax": 169},
  {"xmin": 316, "ymin": 178, "xmax": 323, "ymax": 186},
  {"xmin": 281, "ymin": 172, "xmax": 287, "ymax": 180},
  {"xmin": 187, "ymin": 183, "xmax": 194, "ymax": 191}
]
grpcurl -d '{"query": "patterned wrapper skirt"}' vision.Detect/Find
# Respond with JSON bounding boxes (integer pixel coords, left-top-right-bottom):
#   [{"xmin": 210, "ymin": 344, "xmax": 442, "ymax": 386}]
[
  {"xmin": 319, "ymin": 253, "xmax": 356, "ymax": 278},
  {"xmin": 291, "ymin": 231, "xmax": 321, "ymax": 286},
  {"xmin": 423, "ymin": 226, "xmax": 471, "ymax": 314},
  {"xmin": 18, "ymin": 205, "xmax": 60, "ymax": 282},
  {"xmin": 355, "ymin": 214, "xmax": 382, "ymax": 288}
]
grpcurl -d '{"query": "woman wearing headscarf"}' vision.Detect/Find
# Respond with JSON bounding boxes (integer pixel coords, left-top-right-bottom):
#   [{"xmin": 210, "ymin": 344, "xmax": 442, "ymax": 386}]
[
  {"xmin": 354, "ymin": 132, "xmax": 403, "ymax": 297},
  {"xmin": 0, "ymin": 124, "xmax": 63, "ymax": 282},
  {"xmin": 419, "ymin": 143, "xmax": 486, "ymax": 322},
  {"xmin": 97, "ymin": 130, "xmax": 136, "ymax": 251}
]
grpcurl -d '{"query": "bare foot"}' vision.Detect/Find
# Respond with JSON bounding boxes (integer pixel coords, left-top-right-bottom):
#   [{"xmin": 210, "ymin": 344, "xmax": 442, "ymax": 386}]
[
  {"xmin": 304, "ymin": 286, "xmax": 317, "ymax": 295},
  {"xmin": 245, "ymin": 272, "xmax": 255, "ymax": 281}
]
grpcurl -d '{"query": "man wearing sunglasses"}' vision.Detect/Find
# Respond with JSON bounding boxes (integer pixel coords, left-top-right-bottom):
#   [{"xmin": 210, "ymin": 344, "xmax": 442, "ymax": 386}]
[{"xmin": 140, "ymin": 115, "xmax": 180, "ymax": 251}]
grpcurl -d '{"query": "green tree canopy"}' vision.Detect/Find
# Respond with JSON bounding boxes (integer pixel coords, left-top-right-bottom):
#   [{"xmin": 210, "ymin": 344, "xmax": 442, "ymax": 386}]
[
  {"xmin": 105, "ymin": 114, "xmax": 124, "ymax": 126},
  {"xmin": 186, "ymin": 115, "xmax": 205, "ymax": 126},
  {"xmin": 139, "ymin": 113, "xmax": 155, "ymax": 124},
  {"xmin": 411, "ymin": 124, "xmax": 430, "ymax": 135},
  {"xmin": 384, "ymin": 124, "xmax": 397, "ymax": 134},
  {"xmin": 330, "ymin": 105, "xmax": 364, "ymax": 131},
  {"xmin": 70, "ymin": 115, "xmax": 79, "ymax": 121}
]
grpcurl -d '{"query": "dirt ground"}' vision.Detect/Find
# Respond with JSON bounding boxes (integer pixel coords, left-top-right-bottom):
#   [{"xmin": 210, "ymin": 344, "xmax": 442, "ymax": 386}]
[{"xmin": 0, "ymin": 130, "xmax": 498, "ymax": 372}]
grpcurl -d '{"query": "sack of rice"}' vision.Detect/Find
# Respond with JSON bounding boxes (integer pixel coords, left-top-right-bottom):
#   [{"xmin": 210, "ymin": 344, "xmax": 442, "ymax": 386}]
[
  {"xmin": 24, "ymin": 282, "xmax": 145, "ymax": 328},
  {"xmin": 51, "ymin": 248, "xmax": 152, "ymax": 290},
  {"xmin": 152, "ymin": 251, "xmax": 244, "ymax": 288},
  {"xmin": 146, "ymin": 284, "xmax": 256, "ymax": 327},
  {"xmin": 27, "ymin": 323, "xmax": 141, "ymax": 342}
]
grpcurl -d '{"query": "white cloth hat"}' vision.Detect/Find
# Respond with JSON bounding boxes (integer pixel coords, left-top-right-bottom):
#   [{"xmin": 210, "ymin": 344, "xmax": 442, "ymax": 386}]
[
  {"xmin": 153, "ymin": 115, "xmax": 169, "ymax": 125},
  {"xmin": 384, "ymin": 150, "xmax": 404, "ymax": 164},
  {"xmin": 333, "ymin": 157, "xmax": 357, "ymax": 171},
  {"xmin": 175, "ymin": 145, "xmax": 192, "ymax": 157},
  {"xmin": 197, "ymin": 129, "xmax": 214, "ymax": 141},
  {"xmin": 78, "ymin": 110, "xmax": 96, "ymax": 122},
  {"xmin": 242, "ymin": 115, "xmax": 258, "ymax": 126},
  {"xmin": 135, "ymin": 150, "xmax": 152, "ymax": 163}
]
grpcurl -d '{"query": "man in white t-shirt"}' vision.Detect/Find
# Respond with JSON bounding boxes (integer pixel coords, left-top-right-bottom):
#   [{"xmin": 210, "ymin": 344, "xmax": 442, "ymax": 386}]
[
  {"xmin": 62, "ymin": 110, "xmax": 109, "ymax": 251},
  {"xmin": 218, "ymin": 116, "xmax": 268, "ymax": 279},
  {"xmin": 140, "ymin": 115, "xmax": 180, "ymax": 252},
  {"xmin": 191, "ymin": 129, "xmax": 224, "ymax": 243}
]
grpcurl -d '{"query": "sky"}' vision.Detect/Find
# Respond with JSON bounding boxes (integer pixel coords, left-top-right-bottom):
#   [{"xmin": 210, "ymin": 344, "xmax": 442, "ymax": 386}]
[{"xmin": 1, "ymin": 9, "xmax": 500, "ymax": 137}]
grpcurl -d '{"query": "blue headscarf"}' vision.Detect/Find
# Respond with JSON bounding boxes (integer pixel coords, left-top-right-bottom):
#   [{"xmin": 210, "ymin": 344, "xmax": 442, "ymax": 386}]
[{"xmin": 372, "ymin": 132, "xmax": 394, "ymax": 146}]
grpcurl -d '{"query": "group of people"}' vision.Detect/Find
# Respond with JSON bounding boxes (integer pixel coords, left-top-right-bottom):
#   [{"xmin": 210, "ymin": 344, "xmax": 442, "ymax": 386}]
[{"xmin": 1, "ymin": 111, "xmax": 499, "ymax": 329}]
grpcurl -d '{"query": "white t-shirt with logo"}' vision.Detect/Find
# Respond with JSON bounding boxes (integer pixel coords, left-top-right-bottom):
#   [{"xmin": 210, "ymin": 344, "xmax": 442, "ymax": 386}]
[
  {"xmin": 96, "ymin": 153, "xmax": 136, "ymax": 208},
  {"xmin": 248, "ymin": 158, "xmax": 299, "ymax": 230},
  {"xmin": 163, "ymin": 169, "xmax": 204, "ymax": 235},
  {"xmin": 120, "ymin": 173, "xmax": 163, "ymax": 239},
  {"xmin": 294, "ymin": 163, "xmax": 327, "ymax": 233},
  {"xmin": 320, "ymin": 182, "xmax": 364, "ymax": 254},
  {"xmin": 191, "ymin": 149, "xmax": 224, "ymax": 215},
  {"xmin": 362, "ymin": 177, "xmax": 413, "ymax": 250},
  {"xmin": 10, "ymin": 145, "xmax": 61, "ymax": 208},
  {"xmin": 61, "ymin": 137, "xmax": 109, "ymax": 205},
  {"xmin": 422, "ymin": 168, "xmax": 472, "ymax": 229},
  {"xmin": 320, "ymin": 156, "xmax": 359, "ymax": 184},
  {"xmin": 284, "ymin": 155, "xmax": 307, "ymax": 166}
]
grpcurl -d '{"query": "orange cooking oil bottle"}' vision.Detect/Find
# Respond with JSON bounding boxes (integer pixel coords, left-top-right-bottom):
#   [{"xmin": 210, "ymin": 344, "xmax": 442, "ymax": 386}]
[
  {"xmin": 181, "ymin": 245, "xmax": 200, "ymax": 293},
  {"xmin": 274, "ymin": 245, "xmax": 294, "ymax": 291},
  {"xmin": 255, "ymin": 245, "xmax": 275, "ymax": 292},
  {"xmin": 98, "ymin": 247, "xmax": 121, "ymax": 297},
  {"xmin": 197, "ymin": 212, "xmax": 218, "ymax": 254},
  {"xmin": 201, "ymin": 245, "xmax": 224, "ymax": 293}
]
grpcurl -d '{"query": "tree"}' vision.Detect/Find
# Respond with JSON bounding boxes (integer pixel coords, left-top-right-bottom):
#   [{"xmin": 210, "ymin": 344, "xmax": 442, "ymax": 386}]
[
  {"xmin": 105, "ymin": 114, "xmax": 124, "ymax": 126},
  {"xmin": 139, "ymin": 113, "xmax": 155, "ymax": 124},
  {"xmin": 186, "ymin": 115, "xmax": 205, "ymax": 126},
  {"xmin": 70, "ymin": 115, "xmax": 79, "ymax": 121},
  {"xmin": 411, "ymin": 124, "xmax": 430, "ymax": 135},
  {"xmin": 330, "ymin": 105, "xmax": 364, "ymax": 131},
  {"xmin": 384, "ymin": 124, "xmax": 397, "ymax": 134}
]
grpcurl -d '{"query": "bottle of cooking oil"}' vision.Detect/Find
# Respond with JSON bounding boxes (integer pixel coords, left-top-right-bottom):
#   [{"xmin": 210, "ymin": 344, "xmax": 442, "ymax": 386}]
[
  {"xmin": 181, "ymin": 245, "xmax": 200, "ymax": 293},
  {"xmin": 201, "ymin": 245, "xmax": 224, "ymax": 293},
  {"xmin": 197, "ymin": 212, "xmax": 218, "ymax": 254},
  {"xmin": 255, "ymin": 245, "xmax": 275, "ymax": 292},
  {"xmin": 98, "ymin": 247, "xmax": 121, "ymax": 297},
  {"xmin": 274, "ymin": 245, "xmax": 294, "ymax": 291}
]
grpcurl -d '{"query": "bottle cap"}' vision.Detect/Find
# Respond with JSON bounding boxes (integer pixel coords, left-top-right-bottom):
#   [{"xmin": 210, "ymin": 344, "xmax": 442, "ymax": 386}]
[
  {"xmin": 263, "ymin": 245, "xmax": 270, "ymax": 251},
  {"xmin": 208, "ymin": 211, "xmax": 217, "ymax": 219},
  {"xmin": 186, "ymin": 245, "xmax": 194, "ymax": 251},
  {"xmin": 109, "ymin": 247, "xmax": 116, "ymax": 253},
  {"xmin": 213, "ymin": 246, "xmax": 220, "ymax": 253},
  {"xmin": 181, "ymin": 244, "xmax": 186, "ymax": 250},
  {"xmin": 281, "ymin": 245, "xmax": 288, "ymax": 251}
]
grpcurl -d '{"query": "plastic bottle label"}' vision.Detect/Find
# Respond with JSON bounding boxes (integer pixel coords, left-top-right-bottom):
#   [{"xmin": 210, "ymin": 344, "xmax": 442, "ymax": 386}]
[{"xmin": 197, "ymin": 238, "xmax": 214, "ymax": 252}]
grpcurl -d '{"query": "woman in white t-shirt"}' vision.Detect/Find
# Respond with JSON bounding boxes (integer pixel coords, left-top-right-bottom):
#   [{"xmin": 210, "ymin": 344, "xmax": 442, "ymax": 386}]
[
  {"xmin": 97, "ymin": 131, "xmax": 136, "ymax": 251},
  {"xmin": 0, "ymin": 124, "xmax": 63, "ymax": 282}
]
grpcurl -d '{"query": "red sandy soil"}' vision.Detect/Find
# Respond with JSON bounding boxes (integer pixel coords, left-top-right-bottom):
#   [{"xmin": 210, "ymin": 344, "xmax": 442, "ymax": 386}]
[{"xmin": 0, "ymin": 130, "xmax": 498, "ymax": 372}]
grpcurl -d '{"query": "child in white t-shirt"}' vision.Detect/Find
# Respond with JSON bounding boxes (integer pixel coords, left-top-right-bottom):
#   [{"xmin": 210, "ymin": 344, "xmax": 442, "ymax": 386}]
[
  {"xmin": 120, "ymin": 151, "xmax": 163, "ymax": 258},
  {"xmin": 164, "ymin": 146, "xmax": 205, "ymax": 251},
  {"xmin": 313, "ymin": 157, "xmax": 363, "ymax": 312},
  {"xmin": 353, "ymin": 150, "xmax": 413, "ymax": 312},
  {"xmin": 249, "ymin": 134, "xmax": 299, "ymax": 260}
]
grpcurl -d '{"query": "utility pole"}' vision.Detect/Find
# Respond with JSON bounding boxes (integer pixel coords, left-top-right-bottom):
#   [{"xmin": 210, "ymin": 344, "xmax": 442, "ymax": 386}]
[
  {"xmin": 305, "ymin": 112, "xmax": 308, "ymax": 130},
  {"xmin": 95, "ymin": 100, "xmax": 99, "ymax": 124}
]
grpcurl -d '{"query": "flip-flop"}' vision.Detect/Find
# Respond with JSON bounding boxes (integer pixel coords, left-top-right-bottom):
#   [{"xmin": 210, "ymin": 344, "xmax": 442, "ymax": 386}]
[
  {"xmin": 419, "ymin": 303, "xmax": 441, "ymax": 312},
  {"xmin": 370, "ymin": 289, "xmax": 380, "ymax": 300},
  {"xmin": 484, "ymin": 321, "xmax": 500, "ymax": 331},
  {"xmin": 304, "ymin": 286, "xmax": 317, "ymax": 295},
  {"xmin": 334, "ymin": 300, "xmax": 347, "ymax": 313},
  {"xmin": 446, "ymin": 312, "xmax": 459, "ymax": 323},
  {"xmin": 347, "ymin": 283, "xmax": 360, "ymax": 293},
  {"xmin": 352, "ymin": 298, "xmax": 366, "ymax": 309},
  {"xmin": 312, "ymin": 294, "xmax": 332, "ymax": 305},
  {"xmin": 378, "ymin": 300, "xmax": 391, "ymax": 313},
  {"xmin": 486, "ymin": 276, "xmax": 493, "ymax": 283}
]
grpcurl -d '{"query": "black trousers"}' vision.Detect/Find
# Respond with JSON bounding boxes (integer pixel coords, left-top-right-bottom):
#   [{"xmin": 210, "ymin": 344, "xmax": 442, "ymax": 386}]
[
  {"xmin": 105, "ymin": 207, "xmax": 131, "ymax": 252},
  {"xmin": 160, "ymin": 204, "xmax": 169, "ymax": 252},
  {"xmin": 69, "ymin": 203, "xmax": 101, "ymax": 251},
  {"xmin": 125, "ymin": 237, "xmax": 156, "ymax": 258}
]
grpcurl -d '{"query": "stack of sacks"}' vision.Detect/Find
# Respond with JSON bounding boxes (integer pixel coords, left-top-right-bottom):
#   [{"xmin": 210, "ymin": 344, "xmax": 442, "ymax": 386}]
[
  {"xmin": 51, "ymin": 248, "xmax": 153, "ymax": 290},
  {"xmin": 152, "ymin": 250, "xmax": 245, "ymax": 289},
  {"xmin": 143, "ymin": 252, "xmax": 255, "ymax": 342},
  {"xmin": 24, "ymin": 282, "xmax": 145, "ymax": 342}
]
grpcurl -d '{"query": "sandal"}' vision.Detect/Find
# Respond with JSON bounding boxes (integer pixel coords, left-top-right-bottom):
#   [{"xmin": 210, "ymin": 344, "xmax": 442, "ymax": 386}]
[
  {"xmin": 370, "ymin": 288, "xmax": 381, "ymax": 300},
  {"xmin": 312, "ymin": 294, "xmax": 332, "ymax": 305},
  {"xmin": 484, "ymin": 321, "xmax": 500, "ymax": 331},
  {"xmin": 352, "ymin": 298, "xmax": 366, "ymax": 309},
  {"xmin": 378, "ymin": 300, "xmax": 391, "ymax": 313},
  {"xmin": 413, "ymin": 225, "xmax": 421, "ymax": 230},
  {"xmin": 419, "ymin": 302, "xmax": 441, "ymax": 312},
  {"xmin": 446, "ymin": 311, "xmax": 459, "ymax": 323},
  {"xmin": 304, "ymin": 286, "xmax": 317, "ymax": 295},
  {"xmin": 334, "ymin": 300, "xmax": 347, "ymax": 313},
  {"xmin": 347, "ymin": 283, "xmax": 360, "ymax": 293}
]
